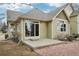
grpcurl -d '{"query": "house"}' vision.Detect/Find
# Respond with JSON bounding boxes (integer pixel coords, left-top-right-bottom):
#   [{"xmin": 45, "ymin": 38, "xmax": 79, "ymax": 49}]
[
  {"xmin": 7, "ymin": 4, "xmax": 74, "ymax": 42},
  {"xmin": 70, "ymin": 11, "xmax": 79, "ymax": 35}
]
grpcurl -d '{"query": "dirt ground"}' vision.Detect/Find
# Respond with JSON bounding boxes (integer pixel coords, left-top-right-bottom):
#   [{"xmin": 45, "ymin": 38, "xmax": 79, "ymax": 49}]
[
  {"xmin": 1, "ymin": 39, "xmax": 79, "ymax": 56},
  {"xmin": 0, "ymin": 40, "xmax": 38, "ymax": 56},
  {"xmin": 35, "ymin": 41, "xmax": 79, "ymax": 56}
]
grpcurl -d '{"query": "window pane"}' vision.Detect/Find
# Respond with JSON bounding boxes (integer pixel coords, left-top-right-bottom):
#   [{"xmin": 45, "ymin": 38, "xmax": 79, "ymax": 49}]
[
  {"xmin": 35, "ymin": 24, "xmax": 39, "ymax": 36},
  {"xmin": 64, "ymin": 24, "xmax": 66, "ymax": 31},
  {"xmin": 25, "ymin": 21, "xmax": 39, "ymax": 37},
  {"xmin": 25, "ymin": 23, "xmax": 30, "ymax": 36},
  {"xmin": 61, "ymin": 24, "xmax": 64, "ymax": 27},
  {"xmin": 61, "ymin": 28, "xmax": 63, "ymax": 32},
  {"xmin": 64, "ymin": 24, "xmax": 66, "ymax": 27},
  {"xmin": 31, "ymin": 24, "xmax": 34, "ymax": 36}
]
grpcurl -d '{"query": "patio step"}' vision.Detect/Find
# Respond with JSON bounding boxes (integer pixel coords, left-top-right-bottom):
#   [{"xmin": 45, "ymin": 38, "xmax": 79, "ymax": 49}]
[
  {"xmin": 33, "ymin": 41, "xmax": 67, "ymax": 49},
  {"xmin": 22, "ymin": 40, "xmax": 67, "ymax": 50}
]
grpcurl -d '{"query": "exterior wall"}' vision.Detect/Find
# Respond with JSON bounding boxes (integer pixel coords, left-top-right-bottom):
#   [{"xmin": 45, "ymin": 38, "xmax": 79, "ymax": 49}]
[
  {"xmin": 23, "ymin": 19, "xmax": 50, "ymax": 40},
  {"xmin": 40, "ymin": 21, "xmax": 48, "ymax": 39},
  {"xmin": 57, "ymin": 11, "xmax": 68, "ymax": 20},
  {"xmin": 77, "ymin": 15, "xmax": 79, "ymax": 34},
  {"xmin": 64, "ymin": 5, "xmax": 73, "ymax": 17},
  {"xmin": 53, "ymin": 18, "xmax": 70, "ymax": 39},
  {"xmin": 52, "ymin": 10, "xmax": 70, "ymax": 39},
  {"xmin": 48, "ymin": 21, "xmax": 52, "ymax": 39},
  {"xmin": 16, "ymin": 22, "xmax": 21, "ymax": 33},
  {"xmin": 20, "ymin": 19, "xmax": 24, "ymax": 41},
  {"xmin": 70, "ymin": 16, "xmax": 77, "ymax": 35},
  {"xmin": 7, "ymin": 22, "xmax": 12, "ymax": 38},
  {"xmin": 15, "ymin": 21, "xmax": 22, "ymax": 40}
]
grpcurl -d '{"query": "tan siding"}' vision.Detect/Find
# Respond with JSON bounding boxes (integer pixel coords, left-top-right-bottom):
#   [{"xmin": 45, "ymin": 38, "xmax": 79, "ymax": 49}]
[
  {"xmin": 77, "ymin": 15, "xmax": 79, "ymax": 34},
  {"xmin": 70, "ymin": 16, "xmax": 77, "ymax": 35},
  {"xmin": 53, "ymin": 18, "xmax": 70, "ymax": 39},
  {"xmin": 40, "ymin": 21, "xmax": 48, "ymax": 39},
  {"xmin": 53, "ymin": 10, "xmax": 70, "ymax": 38},
  {"xmin": 48, "ymin": 21, "xmax": 52, "ymax": 39},
  {"xmin": 7, "ymin": 22, "xmax": 12, "ymax": 37},
  {"xmin": 16, "ymin": 22, "xmax": 21, "ymax": 32},
  {"xmin": 57, "ymin": 11, "xmax": 68, "ymax": 20},
  {"xmin": 20, "ymin": 19, "xmax": 24, "ymax": 40}
]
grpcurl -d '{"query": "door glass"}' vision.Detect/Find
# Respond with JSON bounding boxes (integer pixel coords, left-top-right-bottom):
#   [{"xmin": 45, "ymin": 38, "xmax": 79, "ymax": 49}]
[
  {"xmin": 35, "ymin": 24, "xmax": 39, "ymax": 36},
  {"xmin": 31, "ymin": 24, "xmax": 34, "ymax": 36},
  {"xmin": 25, "ymin": 21, "xmax": 39, "ymax": 37}
]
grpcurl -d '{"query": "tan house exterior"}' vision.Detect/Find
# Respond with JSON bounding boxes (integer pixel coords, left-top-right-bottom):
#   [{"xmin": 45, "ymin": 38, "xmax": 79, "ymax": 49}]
[
  {"xmin": 7, "ymin": 4, "xmax": 74, "ymax": 41},
  {"xmin": 70, "ymin": 11, "xmax": 79, "ymax": 35}
]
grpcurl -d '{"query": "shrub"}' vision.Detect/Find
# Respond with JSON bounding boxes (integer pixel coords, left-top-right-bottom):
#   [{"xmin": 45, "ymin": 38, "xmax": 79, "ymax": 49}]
[
  {"xmin": 5, "ymin": 34, "xmax": 8, "ymax": 39},
  {"xmin": 66, "ymin": 36, "xmax": 75, "ymax": 41},
  {"xmin": 57, "ymin": 33, "xmax": 76, "ymax": 41},
  {"xmin": 11, "ymin": 32, "xmax": 21, "ymax": 43},
  {"xmin": 71, "ymin": 33, "xmax": 79, "ymax": 38}
]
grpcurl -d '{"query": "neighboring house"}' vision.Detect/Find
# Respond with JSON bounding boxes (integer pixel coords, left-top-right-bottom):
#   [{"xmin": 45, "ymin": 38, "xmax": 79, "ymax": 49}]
[{"xmin": 7, "ymin": 4, "xmax": 74, "ymax": 41}]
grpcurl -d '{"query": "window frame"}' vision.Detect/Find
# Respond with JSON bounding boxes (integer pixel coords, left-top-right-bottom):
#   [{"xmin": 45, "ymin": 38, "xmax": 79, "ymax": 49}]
[
  {"xmin": 25, "ymin": 20, "xmax": 40, "ymax": 38},
  {"xmin": 57, "ymin": 20, "xmax": 66, "ymax": 32}
]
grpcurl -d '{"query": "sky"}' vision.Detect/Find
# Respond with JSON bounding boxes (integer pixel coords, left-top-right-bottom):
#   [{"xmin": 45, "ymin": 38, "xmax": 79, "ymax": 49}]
[
  {"xmin": 0, "ymin": 3, "xmax": 78, "ymax": 23},
  {"xmin": 0, "ymin": 3, "xmax": 65, "ymax": 23}
]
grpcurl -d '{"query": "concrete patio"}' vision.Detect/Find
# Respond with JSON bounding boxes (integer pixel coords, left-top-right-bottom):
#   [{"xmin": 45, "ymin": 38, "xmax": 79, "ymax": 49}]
[{"xmin": 23, "ymin": 39, "xmax": 66, "ymax": 49}]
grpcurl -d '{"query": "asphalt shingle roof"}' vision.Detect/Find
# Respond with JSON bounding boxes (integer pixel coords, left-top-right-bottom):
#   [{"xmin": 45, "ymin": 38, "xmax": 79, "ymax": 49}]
[
  {"xmin": 7, "ymin": 4, "xmax": 70, "ymax": 22},
  {"xmin": 22, "ymin": 8, "xmax": 50, "ymax": 21},
  {"xmin": 71, "ymin": 11, "xmax": 79, "ymax": 16},
  {"xmin": 7, "ymin": 10, "xmax": 23, "ymax": 21}
]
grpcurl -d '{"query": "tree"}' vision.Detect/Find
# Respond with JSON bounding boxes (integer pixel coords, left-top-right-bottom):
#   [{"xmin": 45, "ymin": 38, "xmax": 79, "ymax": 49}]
[{"xmin": 1, "ymin": 22, "xmax": 7, "ymax": 33}]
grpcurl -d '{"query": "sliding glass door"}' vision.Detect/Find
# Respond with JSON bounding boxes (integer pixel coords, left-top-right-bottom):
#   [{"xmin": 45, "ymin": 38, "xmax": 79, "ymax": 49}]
[{"xmin": 25, "ymin": 20, "xmax": 39, "ymax": 37}]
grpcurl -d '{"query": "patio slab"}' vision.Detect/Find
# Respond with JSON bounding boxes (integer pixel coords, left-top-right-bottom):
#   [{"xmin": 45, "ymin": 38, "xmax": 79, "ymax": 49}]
[{"xmin": 23, "ymin": 39, "xmax": 66, "ymax": 49}]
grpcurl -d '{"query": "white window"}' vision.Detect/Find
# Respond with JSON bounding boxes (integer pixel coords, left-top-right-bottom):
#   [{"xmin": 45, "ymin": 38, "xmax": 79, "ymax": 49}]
[
  {"xmin": 25, "ymin": 20, "xmax": 39, "ymax": 37},
  {"xmin": 60, "ymin": 23, "xmax": 66, "ymax": 32},
  {"xmin": 57, "ymin": 20, "xmax": 66, "ymax": 32}
]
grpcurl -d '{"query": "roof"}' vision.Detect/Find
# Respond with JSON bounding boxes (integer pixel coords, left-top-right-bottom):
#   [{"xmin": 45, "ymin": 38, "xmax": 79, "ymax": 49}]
[
  {"xmin": 21, "ymin": 4, "xmax": 68, "ymax": 21},
  {"xmin": 7, "ymin": 10, "xmax": 23, "ymax": 22},
  {"xmin": 21, "ymin": 8, "xmax": 50, "ymax": 21},
  {"xmin": 48, "ymin": 4, "xmax": 68, "ymax": 19},
  {"xmin": 70, "ymin": 11, "xmax": 79, "ymax": 17},
  {"xmin": 7, "ymin": 4, "xmax": 71, "ymax": 22}
]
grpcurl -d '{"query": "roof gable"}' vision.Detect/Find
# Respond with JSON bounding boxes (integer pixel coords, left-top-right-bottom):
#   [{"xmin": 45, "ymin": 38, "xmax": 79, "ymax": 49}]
[
  {"xmin": 56, "ymin": 10, "xmax": 68, "ymax": 20},
  {"xmin": 48, "ymin": 4, "xmax": 73, "ymax": 22},
  {"xmin": 48, "ymin": 4, "xmax": 68, "ymax": 20}
]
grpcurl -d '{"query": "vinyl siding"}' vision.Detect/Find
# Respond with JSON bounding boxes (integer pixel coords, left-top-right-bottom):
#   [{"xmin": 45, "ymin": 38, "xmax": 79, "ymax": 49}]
[
  {"xmin": 57, "ymin": 11, "xmax": 68, "ymax": 20},
  {"xmin": 52, "ymin": 10, "xmax": 70, "ymax": 39},
  {"xmin": 77, "ymin": 15, "xmax": 79, "ymax": 34},
  {"xmin": 70, "ymin": 16, "xmax": 77, "ymax": 35},
  {"xmin": 53, "ymin": 18, "xmax": 69, "ymax": 39},
  {"xmin": 40, "ymin": 21, "xmax": 48, "ymax": 39},
  {"xmin": 48, "ymin": 21, "xmax": 52, "ymax": 39}
]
